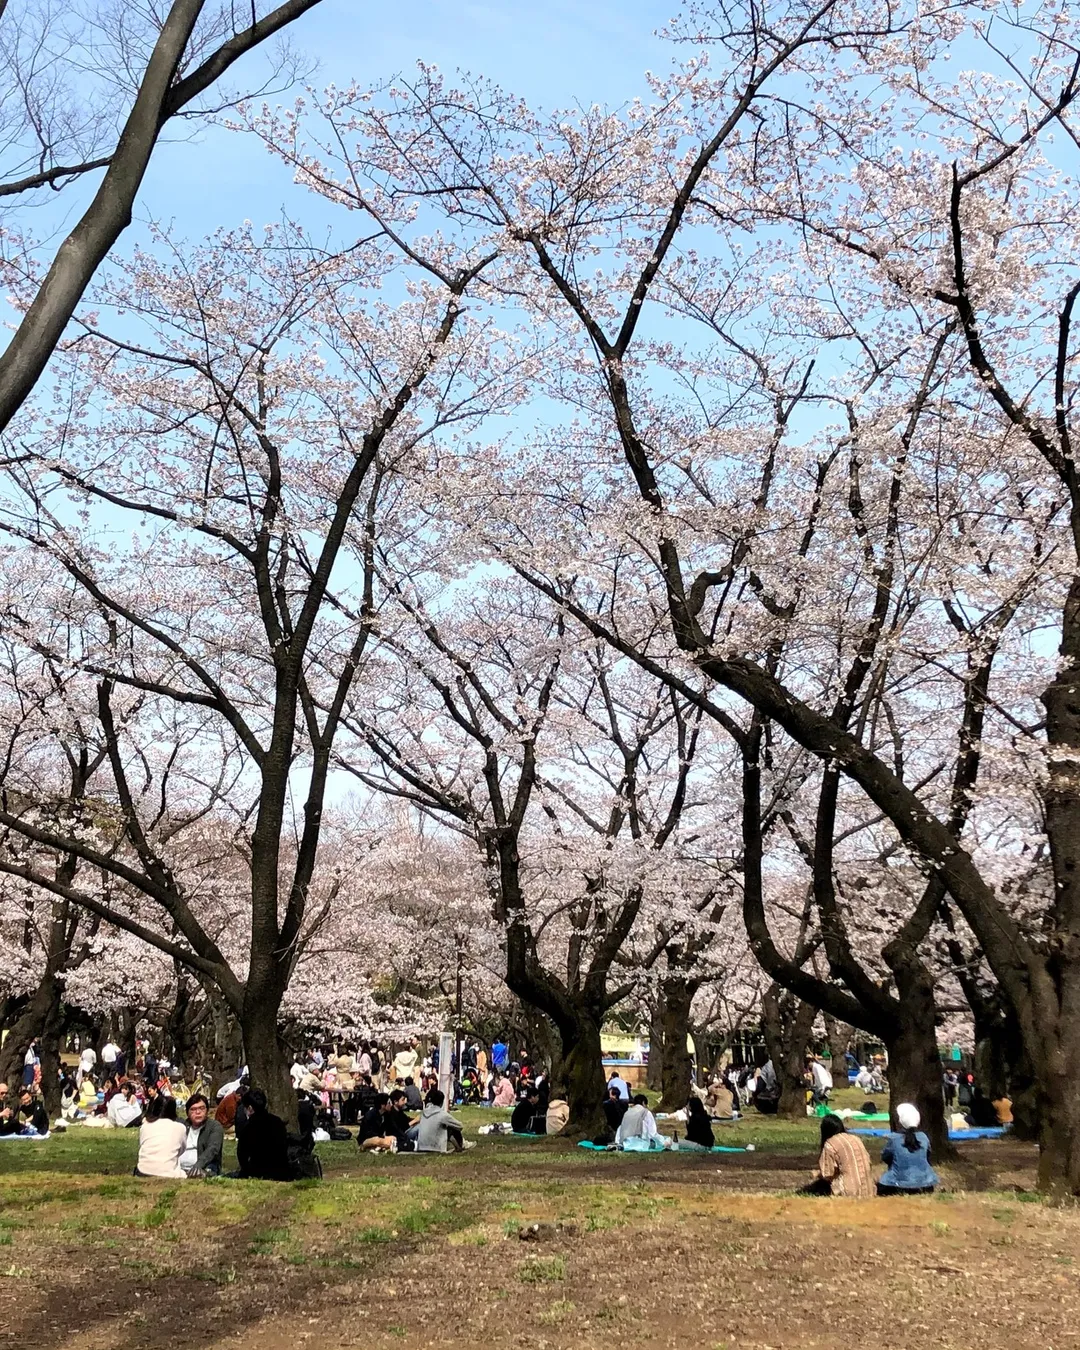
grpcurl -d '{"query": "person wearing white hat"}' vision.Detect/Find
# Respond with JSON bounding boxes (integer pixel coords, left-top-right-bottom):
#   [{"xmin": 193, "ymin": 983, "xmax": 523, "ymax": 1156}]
[{"xmin": 877, "ymin": 1103, "xmax": 940, "ymax": 1195}]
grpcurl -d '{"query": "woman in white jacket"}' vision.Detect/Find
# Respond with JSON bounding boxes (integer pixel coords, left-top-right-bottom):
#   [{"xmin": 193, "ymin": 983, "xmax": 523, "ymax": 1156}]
[{"xmin": 135, "ymin": 1096, "xmax": 187, "ymax": 1178}]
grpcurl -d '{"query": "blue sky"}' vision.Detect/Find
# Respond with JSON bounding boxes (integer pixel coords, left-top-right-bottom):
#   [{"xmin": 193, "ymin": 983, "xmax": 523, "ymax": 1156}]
[{"xmin": 27, "ymin": 1, "xmax": 677, "ymax": 250}]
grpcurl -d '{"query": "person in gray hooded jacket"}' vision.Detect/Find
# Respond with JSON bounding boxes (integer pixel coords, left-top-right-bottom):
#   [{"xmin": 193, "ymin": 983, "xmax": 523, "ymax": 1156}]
[{"xmin": 411, "ymin": 1088, "xmax": 465, "ymax": 1152}]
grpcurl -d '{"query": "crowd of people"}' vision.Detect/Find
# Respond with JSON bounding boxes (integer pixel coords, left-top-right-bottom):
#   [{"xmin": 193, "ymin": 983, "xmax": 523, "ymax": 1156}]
[
  {"xmin": 3, "ymin": 1029, "xmax": 1008, "ymax": 1199},
  {"xmin": 285, "ymin": 1036, "xmax": 535, "ymax": 1117}
]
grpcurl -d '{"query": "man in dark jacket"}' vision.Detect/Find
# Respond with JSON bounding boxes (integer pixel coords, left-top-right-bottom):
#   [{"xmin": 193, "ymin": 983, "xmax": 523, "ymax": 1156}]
[
  {"xmin": 387, "ymin": 1089, "xmax": 415, "ymax": 1148},
  {"xmin": 18, "ymin": 1089, "xmax": 49, "ymax": 1135},
  {"xmin": 511, "ymin": 1086, "xmax": 545, "ymax": 1135},
  {"xmin": 402, "ymin": 1077, "xmax": 423, "ymax": 1110},
  {"xmin": 236, "ymin": 1089, "xmax": 291, "ymax": 1180},
  {"xmin": 357, "ymin": 1093, "xmax": 399, "ymax": 1151},
  {"xmin": 602, "ymin": 1086, "xmax": 628, "ymax": 1133}
]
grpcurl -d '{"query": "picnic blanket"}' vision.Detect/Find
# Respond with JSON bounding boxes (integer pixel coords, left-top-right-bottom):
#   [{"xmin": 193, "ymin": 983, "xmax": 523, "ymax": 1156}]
[
  {"xmin": 577, "ymin": 1140, "xmax": 748, "ymax": 1153},
  {"xmin": 850, "ymin": 1126, "xmax": 1008, "ymax": 1141}
]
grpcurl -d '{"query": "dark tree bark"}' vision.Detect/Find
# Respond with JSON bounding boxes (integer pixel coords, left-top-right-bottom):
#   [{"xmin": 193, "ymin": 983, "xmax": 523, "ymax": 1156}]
[
  {"xmin": 823, "ymin": 1015, "xmax": 853, "ymax": 1085},
  {"xmin": 658, "ymin": 976, "xmax": 699, "ymax": 1111},
  {"xmin": 881, "ymin": 960, "xmax": 949, "ymax": 1153},
  {"xmin": 0, "ymin": 0, "xmax": 324, "ymax": 434},
  {"xmin": 761, "ymin": 984, "xmax": 815, "ymax": 1120},
  {"xmin": 241, "ymin": 997, "xmax": 294, "ymax": 1125},
  {"xmin": 646, "ymin": 994, "xmax": 665, "ymax": 1092},
  {"xmin": 550, "ymin": 1015, "xmax": 608, "ymax": 1138}
]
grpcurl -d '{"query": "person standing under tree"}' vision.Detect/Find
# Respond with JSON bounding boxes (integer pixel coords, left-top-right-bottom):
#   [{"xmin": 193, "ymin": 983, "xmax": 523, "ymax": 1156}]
[{"xmin": 394, "ymin": 1040, "xmax": 419, "ymax": 1084}]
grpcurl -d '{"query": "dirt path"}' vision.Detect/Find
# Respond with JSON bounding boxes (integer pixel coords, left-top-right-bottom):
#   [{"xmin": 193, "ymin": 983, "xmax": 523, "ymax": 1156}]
[{"xmin": 4, "ymin": 1160, "xmax": 1077, "ymax": 1350}]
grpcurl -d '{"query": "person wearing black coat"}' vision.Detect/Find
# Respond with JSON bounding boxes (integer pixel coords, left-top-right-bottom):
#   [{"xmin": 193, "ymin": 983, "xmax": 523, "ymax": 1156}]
[
  {"xmin": 511, "ymin": 1087, "xmax": 545, "ymax": 1134},
  {"xmin": 681, "ymin": 1097, "xmax": 716, "ymax": 1150},
  {"xmin": 18, "ymin": 1090, "xmax": 49, "ymax": 1135},
  {"xmin": 236, "ymin": 1089, "xmax": 292, "ymax": 1180}
]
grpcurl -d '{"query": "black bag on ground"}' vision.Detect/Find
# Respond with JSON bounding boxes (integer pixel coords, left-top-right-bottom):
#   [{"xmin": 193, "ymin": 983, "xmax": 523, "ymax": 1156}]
[{"xmin": 287, "ymin": 1135, "xmax": 323, "ymax": 1180}]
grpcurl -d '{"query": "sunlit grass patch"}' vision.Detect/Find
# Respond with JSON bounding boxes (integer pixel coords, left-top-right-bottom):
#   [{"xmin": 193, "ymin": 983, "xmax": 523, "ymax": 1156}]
[{"xmin": 519, "ymin": 1254, "xmax": 567, "ymax": 1283}]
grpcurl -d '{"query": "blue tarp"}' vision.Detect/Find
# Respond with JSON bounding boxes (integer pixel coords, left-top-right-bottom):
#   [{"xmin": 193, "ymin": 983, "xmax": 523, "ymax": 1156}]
[
  {"xmin": 577, "ymin": 1140, "xmax": 747, "ymax": 1153},
  {"xmin": 850, "ymin": 1126, "xmax": 1008, "ymax": 1141}
]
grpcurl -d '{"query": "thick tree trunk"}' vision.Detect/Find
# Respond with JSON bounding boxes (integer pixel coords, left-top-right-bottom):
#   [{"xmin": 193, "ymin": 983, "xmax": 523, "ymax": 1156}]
[
  {"xmin": 646, "ymin": 994, "xmax": 665, "ymax": 1092},
  {"xmin": 551, "ymin": 1014, "xmax": 607, "ymax": 1139},
  {"xmin": 0, "ymin": 968, "xmax": 65, "ymax": 1114},
  {"xmin": 1036, "ymin": 1055, "xmax": 1080, "ymax": 1198},
  {"xmin": 823, "ymin": 1015, "xmax": 853, "ymax": 1088},
  {"xmin": 658, "ymin": 980, "xmax": 694, "ymax": 1111},
  {"xmin": 884, "ymin": 966, "xmax": 953, "ymax": 1160},
  {"xmin": 165, "ymin": 972, "xmax": 201, "ymax": 1081},
  {"xmin": 241, "ymin": 997, "xmax": 295, "ymax": 1129},
  {"xmin": 37, "ymin": 993, "xmax": 65, "ymax": 1118},
  {"xmin": 762, "ymin": 986, "xmax": 815, "ymax": 1120},
  {"xmin": 119, "ymin": 1008, "xmax": 139, "ymax": 1074}
]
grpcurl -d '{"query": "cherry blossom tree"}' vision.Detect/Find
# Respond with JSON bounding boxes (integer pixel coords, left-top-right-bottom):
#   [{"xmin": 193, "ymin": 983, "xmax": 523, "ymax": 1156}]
[
  {"xmin": 0, "ymin": 0, "xmax": 325, "ymax": 431},
  {"xmin": 318, "ymin": 1, "xmax": 1080, "ymax": 1186},
  {"xmin": 0, "ymin": 213, "xmax": 511, "ymax": 1118}
]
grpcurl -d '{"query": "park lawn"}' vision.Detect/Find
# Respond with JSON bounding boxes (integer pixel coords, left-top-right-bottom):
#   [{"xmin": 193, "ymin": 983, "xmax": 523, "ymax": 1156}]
[{"xmin": 1, "ymin": 1105, "xmax": 1076, "ymax": 1350}]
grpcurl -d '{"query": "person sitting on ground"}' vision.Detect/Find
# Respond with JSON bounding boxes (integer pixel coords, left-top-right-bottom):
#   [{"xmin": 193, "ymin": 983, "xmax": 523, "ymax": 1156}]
[
  {"xmin": 215, "ymin": 1077, "xmax": 249, "ymax": 1134},
  {"xmin": 0, "ymin": 1082, "xmax": 16, "ymax": 1136},
  {"xmin": 675, "ymin": 1096, "xmax": 716, "ymax": 1151},
  {"xmin": 458, "ymin": 1067, "xmax": 483, "ymax": 1105},
  {"xmin": 402, "ymin": 1076, "xmax": 423, "ymax": 1111},
  {"xmin": 17, "ymin": 1088, "xmax": 50, "ymax": 1136},
  {"xmin": 296, "ymin": 1090, "xmax": 317, "ymax": 1142},
  {"xmin": 800, "ymin": 1114, "xmax": 874, "ymax": 1196},
  {"xmin": 754, "ymin": 1060, "xmax": 780, "ymax": 1114},
  {"xmin": 387, "ymin": 1088, "xmax": 416, "ymax": 1148},
  {"xmin": 135, "ymin": 1095, "xmax": 186, "ymax": 1177},
  {"xmin": 992, "ymin": 1093, "xmax": 1013, "ymax": 1126},
  {"xmin": 808, "ymin": 1055, "xmax": 833, "ymax": 1105},
  {"xmin": 705, "ymin": 1076, "xmax": 735, "ymax": 1120},
  {"xmin": 854, "ymin": 1064, "xmax": 875, "ymax": 1093},
  {"xmin": 966, "ymin": 1087, "xmax": 999, "ymax": 1129},
  {"xmin": 236, "ymin": 1088, "xmax": 291, "ymax": 1179},
  {"xmin": 178, "ymin": 1094, "xmax": 224, "ymax": 1177},
  {"xmin": 602, "ymin": 1084, "xmax": 628, "ymax": 1132},
  {"xmin": 77, "ymin": 1074, "xmax": 99, "ymax": 1112},
  {"xmin": 606, "ymin": 1071, "xmax": 630, "ymax": 1101},
  {"xmin": 93, "ymin": 1076, "xmax": 117, "ymax": 1115},
  {"xmin": 108, "ymin": 1081, "xmax": 143, "ymax": 1129},
  {"xmin": 412, "ymin": 1088, "xmax": 468, "ymax": 1153},
  {"xmin": 357, "ymin": 1093, "xmax": 402, "ymax": 1152},
  {"xmin": 510, "ymin": 1086, "xmax": 546, "ymax": 1135},
  {"xmin": 545, "ymin": 1097, "xmax": 570, "ymax": 1136},
  {"xmin": 59, "ymin": 1075, "xmax": 83, "ymax": 1122},
  {"xmin": 492, "ymin": 1072, "xmax": 515, "ymax": 1108},
  {"xmin": 878, "ymin": 1103, "xmax": 939, "ymax": 1196},
  {"xmin": 616, "ymin": 1093, "xmax": 662, "ymax": 1148}
]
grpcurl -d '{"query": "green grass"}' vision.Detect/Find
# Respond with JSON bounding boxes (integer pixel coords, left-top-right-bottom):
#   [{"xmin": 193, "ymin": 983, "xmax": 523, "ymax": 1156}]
[
  {"xmin": 0, "ymin": 1088, "xmax": 1006, "ymax": 1314},
  {"xmin": 519, "ymin": 1254, "xmax": 567, "ymax": 1283}
]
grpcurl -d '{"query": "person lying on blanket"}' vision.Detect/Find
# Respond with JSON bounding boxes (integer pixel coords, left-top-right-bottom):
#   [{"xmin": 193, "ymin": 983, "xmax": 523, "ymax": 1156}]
[{"xmin": 616, "ymin": 1094, "xmax": 665, "ymax": 1149}]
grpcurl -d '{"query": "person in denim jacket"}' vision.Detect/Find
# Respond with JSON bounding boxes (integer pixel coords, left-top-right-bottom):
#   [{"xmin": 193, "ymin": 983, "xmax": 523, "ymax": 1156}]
[{"xmin": 878, "ymin": 1102, "xmax": 940, "ymax": 1195}]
